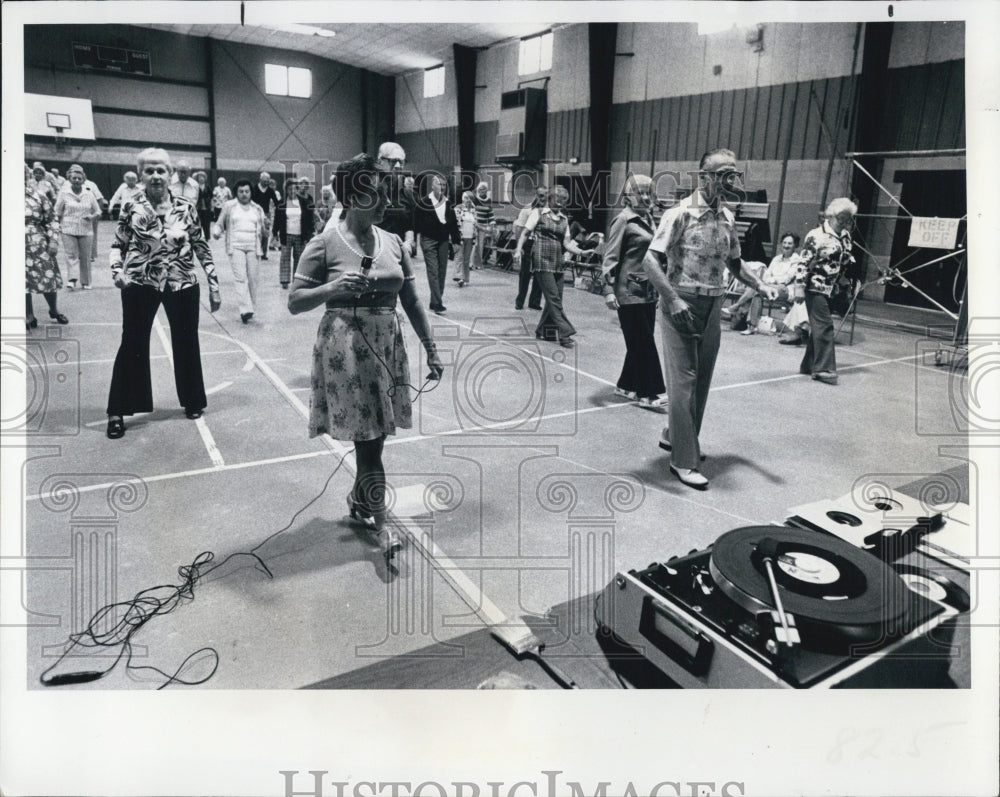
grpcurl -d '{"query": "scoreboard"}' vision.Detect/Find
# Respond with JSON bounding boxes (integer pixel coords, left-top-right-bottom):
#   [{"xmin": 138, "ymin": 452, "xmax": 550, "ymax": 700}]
[{"xmin": 73, "ymin": 42, "xmax": 152, "ymax": 76}]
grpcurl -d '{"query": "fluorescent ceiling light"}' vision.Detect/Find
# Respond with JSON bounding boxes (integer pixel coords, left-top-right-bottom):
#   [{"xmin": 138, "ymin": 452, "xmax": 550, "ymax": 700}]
[
  {"xmin": 697, "ymin": 21, "xmax": 736, "ymax": 36},
  {"xmin": 263, "ymin": 23, "xmax": 336, "ymax": 38}
]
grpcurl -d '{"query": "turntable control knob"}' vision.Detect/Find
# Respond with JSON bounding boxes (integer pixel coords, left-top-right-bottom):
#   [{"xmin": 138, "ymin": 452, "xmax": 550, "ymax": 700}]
[{"xmin": 737, "ymin": 621, "xmax": 759, "ymax": 642}]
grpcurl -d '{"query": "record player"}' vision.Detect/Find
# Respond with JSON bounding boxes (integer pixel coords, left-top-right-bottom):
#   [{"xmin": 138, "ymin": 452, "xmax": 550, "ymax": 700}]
[{"xmin": 595, "ymin": 526, "xmax": 969, "ymax": 688}]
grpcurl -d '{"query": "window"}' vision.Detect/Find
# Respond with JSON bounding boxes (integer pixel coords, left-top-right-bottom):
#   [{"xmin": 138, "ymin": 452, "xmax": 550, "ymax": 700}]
[
  {"xmin": 264, "ymin": 64, "xmax": 312, "ymax": 98},
  {"xmin": 424, "ymin": 65, "xmax": 445, "ymax": 98},
  {"xmin": 518, "ymin": 31, "xmax": 553, "ymax": 75}
]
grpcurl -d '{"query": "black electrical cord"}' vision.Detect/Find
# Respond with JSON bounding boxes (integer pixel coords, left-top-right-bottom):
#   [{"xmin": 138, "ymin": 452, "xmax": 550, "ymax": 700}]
[
  {"xmin": 39, "ymin": 448, "xmax": 352, "ymax": 689},
  {"xmin": 352, "ymin": 294, "xmax": 442, "ymax": 401}
]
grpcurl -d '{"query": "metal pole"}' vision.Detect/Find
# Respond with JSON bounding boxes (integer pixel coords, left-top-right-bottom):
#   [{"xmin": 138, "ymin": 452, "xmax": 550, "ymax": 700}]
[{"xmin": 844, "ymin": 148, "xmax": 966, "ymax": 159}]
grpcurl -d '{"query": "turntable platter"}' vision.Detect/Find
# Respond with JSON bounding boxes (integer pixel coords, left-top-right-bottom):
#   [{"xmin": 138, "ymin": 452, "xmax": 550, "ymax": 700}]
[{"xmin": 709, "ymin": 526, "xmax": 912, "ymax": 645}]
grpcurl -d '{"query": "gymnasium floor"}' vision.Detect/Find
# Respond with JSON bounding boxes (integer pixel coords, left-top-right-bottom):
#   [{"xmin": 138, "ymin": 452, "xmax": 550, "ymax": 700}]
[{"xmin": 19, "ymin": 220, "xmax": 969, "ymax": 689}]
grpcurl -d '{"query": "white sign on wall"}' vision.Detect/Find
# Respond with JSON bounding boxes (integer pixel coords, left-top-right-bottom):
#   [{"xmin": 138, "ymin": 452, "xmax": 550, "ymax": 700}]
[{"xmin": 907, "ymin": 217, "xmax": 961, "ymax": 249}]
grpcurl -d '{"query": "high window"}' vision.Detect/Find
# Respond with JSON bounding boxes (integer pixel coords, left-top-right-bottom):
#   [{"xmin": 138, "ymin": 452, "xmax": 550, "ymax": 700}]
[
  {"xmin": 264, "ymin": 64, "xmax": 312, "ymax": 98},
  {"xmin": 424, "ymin": 65, "xmax": 445, "ymax": 98},
  {"xmin": 518, "ymin": 31, "xmax": 553, "ymax": 75}
]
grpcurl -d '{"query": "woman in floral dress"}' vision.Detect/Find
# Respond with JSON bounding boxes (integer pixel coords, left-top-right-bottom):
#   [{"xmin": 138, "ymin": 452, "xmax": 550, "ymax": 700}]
[
  {"xmin": 288, "ymin": 154, "xmax": 443, "ymax": 559},
  {"xmin": 25, "ymin": 164, "xmax": 68, "ymax": 328}
]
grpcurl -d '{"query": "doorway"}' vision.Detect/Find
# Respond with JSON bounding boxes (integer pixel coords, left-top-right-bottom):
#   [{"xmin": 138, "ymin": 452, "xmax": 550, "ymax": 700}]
[{"xmin": 884, "ymin": 169, "xmax": 966, "ymax": 312}]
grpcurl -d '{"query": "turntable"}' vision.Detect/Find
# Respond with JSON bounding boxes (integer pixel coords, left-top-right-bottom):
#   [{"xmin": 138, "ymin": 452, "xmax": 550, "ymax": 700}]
[{"xmin": 595, "ymin": 526, "xmax": 969, "ymax": 688}]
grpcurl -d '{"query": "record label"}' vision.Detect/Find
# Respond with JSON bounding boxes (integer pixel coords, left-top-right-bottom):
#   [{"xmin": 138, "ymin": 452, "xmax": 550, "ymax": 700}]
[{"xmin": 777, "ymin": 551, "xmax": 841, "ymax": 585}]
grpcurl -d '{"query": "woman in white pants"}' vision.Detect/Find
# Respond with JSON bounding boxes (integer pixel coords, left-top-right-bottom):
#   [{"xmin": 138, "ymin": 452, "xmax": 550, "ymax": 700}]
[
  {"xmin": 54, "ymin": 165, "xmax": 101, "ymax": 289},
  {"xmin": 214, "ymin": 179, "xmax": 266, "ymax": 324}
]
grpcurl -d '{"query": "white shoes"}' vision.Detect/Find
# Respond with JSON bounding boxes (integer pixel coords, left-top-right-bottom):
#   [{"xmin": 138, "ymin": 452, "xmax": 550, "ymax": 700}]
[
  {"xmin": 637, "ymin": 396, "xmax": 668, "ymax": 413},
  {"xmin": 669, "ymin": 465, "xmax": 709, "ymax": 490},
  {"xmin": 614, "ymin": 387, "xmax": 637, "ymax": 400}
]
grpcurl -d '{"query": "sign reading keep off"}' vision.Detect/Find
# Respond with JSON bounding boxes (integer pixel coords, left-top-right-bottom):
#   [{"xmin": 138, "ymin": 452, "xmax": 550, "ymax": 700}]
[{"xmin": 908, "ymin": 217, "xmax": 961, "ymax": 249}]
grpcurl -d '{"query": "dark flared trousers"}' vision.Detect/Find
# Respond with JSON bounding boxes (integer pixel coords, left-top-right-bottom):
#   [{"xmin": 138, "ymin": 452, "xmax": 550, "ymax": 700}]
[
  {"xmin": 106, "ymin": 283, "xmax": 207, "ymax": 416},
  {"xmin": 617, "ymin": 302, "xmax": 666, "ymax": 400},
  {"xmin": 659, "ymin": 294, "xmax": 723, "ymax": 469},
  {"xmin": 515, "ymin": 240, "xmax": 542, "ymax": 309},
  {"xmin": 800, "ymin": 291, "xmax": 837, "ymax": 375},
  {"xmin": 534, "ymin": 270, "xmax": 576, "ymax": 342},
  {"xmin": 421, "ymin": 237, "xmax": 450, "ymax": 310}
]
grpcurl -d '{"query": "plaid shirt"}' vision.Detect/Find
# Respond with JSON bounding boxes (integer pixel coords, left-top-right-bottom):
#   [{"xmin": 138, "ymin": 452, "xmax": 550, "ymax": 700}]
[
  {"xmin": 111, "ymin": 189, "xmax": 218, "ymax": 292},
  {"xmin": 526, "ymin": 207, "xmax": 569, "ymax": 273}
]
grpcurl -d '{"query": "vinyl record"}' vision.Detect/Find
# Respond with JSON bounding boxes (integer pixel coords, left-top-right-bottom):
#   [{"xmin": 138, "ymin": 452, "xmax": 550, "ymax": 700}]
[
  {"xmin": 895, "ymin": 565, "xmax": 971, "ymax": 612},
  {"xmin": 709, "ymin": 526, "xmax": 911, "ymax": 645}
]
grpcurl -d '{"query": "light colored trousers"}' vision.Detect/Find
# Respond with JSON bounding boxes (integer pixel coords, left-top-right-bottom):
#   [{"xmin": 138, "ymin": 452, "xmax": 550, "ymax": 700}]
[
  {"xmin": 61, "ymin": 233, "xmax": 93, "ymax": 286},
  {"xmin": 229, "ymin": 247, "xmax": 260, "ymax": 315},
  {"xmin": 659, "ymin": 293, "xmax": 723, "ymax": 469}
]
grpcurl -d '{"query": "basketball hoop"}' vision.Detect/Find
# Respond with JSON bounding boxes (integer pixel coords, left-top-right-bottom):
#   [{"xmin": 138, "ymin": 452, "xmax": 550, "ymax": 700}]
[{"xmin": 45, "ymin": 112, "xmax": 71, "ymax": 154}]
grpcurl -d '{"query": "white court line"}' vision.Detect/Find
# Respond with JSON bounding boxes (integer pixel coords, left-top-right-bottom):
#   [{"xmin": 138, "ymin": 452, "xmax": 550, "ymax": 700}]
[
  {"xmin": 24, "ymin": 449, "xmax": 334, "ymax": 502},
  {"xmin": 63, "ymin": 348, "xmax": 249, "ymax": 368},
  {"xmin": 206, "ymin": 381, "xmax": 233, "ymax": 395},
  {"xmin": 152, "ymin": 317, "xmax": 225, "ymax": 467},
  {"xmin": 433, "ymin": 315, "xmax": 618, "ymax": 388}
]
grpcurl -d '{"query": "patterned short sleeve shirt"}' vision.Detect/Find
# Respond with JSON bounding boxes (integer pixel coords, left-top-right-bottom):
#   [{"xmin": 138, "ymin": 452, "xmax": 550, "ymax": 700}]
[{"xmin": 647, "ymin": 192, "xmax": 741, "ymax": 295}]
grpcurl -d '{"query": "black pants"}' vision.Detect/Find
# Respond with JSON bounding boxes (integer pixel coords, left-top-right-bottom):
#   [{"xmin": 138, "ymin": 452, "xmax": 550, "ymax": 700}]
[
  {"xmin": 421, "ymin": 237, "xmax": 450, "ymax": 310},
  {"xmin": 198, "ymin": 209, "xmax": 212, "ymax": 239},
  {"xmin": 515, "ymin": 240, "xmax": 542, "ymax": 309},
  {"xmin": 617, "ymin": 303, "xmax": 666, "ymax": 399},
  {"xmin": 801, "ymin": 292, "xmax": 837, "ymax": 375},
  {"xmin": 106, "ymin": 283, "xmax": 207, "ymax": 416}
]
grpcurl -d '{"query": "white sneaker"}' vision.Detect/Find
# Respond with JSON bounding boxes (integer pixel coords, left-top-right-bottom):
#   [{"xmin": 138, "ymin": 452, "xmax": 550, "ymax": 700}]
[{"xmin": 614, "ymin": 388, "xmax": 638, "ymax": 400}]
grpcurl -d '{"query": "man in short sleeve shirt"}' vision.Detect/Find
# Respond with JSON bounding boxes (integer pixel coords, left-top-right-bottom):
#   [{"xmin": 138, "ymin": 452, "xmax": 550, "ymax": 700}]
[{"xmin": 643, "ymin": 148, "xmax": 778, "ymax": 489}]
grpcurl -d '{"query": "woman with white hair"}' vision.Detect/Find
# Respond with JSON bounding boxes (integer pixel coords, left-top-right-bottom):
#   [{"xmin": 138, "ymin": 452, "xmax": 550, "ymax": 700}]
[
  {"xmin": 512, "ymin": 185, "xmax": 588, "ymax": 348},
  {"xmin": 600, "ymin": 174, "xmax": 667, "ymax": 409},
  {"xmin": 793, "ymin": 197, "xmax": 858, "ymax": 384},
  {"xmin": 54, "ymin": 164, "xmax": 102, "ymax": 290},
  {"xmin": 105, "ymin": 147, "xmax": 222, "ymax": 439}
]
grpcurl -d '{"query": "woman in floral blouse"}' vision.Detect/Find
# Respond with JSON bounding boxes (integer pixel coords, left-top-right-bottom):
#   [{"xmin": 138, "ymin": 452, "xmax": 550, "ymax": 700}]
[
  {"xmin": 794, "ymin": 197, "xmax": 857, "ymax": 385},
  {"xmin": 25, "ymin": 164, "xmax": 68, "ymax": 328},
  {"xmin": 105, "ymin": 148, "xmax": 222, "ymax": 439}
]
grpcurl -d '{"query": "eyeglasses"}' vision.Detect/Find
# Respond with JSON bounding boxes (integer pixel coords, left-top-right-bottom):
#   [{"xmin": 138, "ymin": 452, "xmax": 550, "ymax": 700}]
[
  {"xmin": 379, "ymin": 157, "xmax": 405, "ymax": 168},
  {"xmin": 703, "ymin": 169, "xmax": 744, "ymax": 186}
]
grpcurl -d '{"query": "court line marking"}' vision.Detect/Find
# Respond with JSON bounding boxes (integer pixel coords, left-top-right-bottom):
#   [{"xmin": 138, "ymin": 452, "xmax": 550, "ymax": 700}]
[
  {"xmin": 59, "ymin": 351, "xmax": 927, "ymax": 502},
  {"xmin": 152, "ymin": 317, "xmax": 225, "ymax": 468},
  {"xmin": 428, "ymin": 314, "xmax": 618, "ymax": 388},
  {"xmin": 24, "ymin": 449, "xmax": 332, "ymax": 502},
  {"xmin": 66, "ymin": 348, "xmax": 250, "ymax": 368}
]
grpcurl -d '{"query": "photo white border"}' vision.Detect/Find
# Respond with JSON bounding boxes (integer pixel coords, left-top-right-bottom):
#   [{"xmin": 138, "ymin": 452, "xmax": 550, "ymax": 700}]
[{"xmin": 2, "ymin": 2, "xmax": 997, "ymax": 795}]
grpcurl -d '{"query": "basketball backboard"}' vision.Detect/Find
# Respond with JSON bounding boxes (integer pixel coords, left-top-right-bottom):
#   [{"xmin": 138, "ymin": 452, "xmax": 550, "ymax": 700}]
[{"xmin": 25, "ymin": 93, "xmax": 95, "ymax": 140}]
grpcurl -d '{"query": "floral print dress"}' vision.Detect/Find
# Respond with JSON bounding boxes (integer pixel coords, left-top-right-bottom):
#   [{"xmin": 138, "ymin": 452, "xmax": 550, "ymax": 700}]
[
  {"xmin": 295, "ymin": 226, "xmax": 412, "ymax": 442},
  {"xmin": 25, "ymin": 184, "xmax": 62, "ymax": 294}
]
